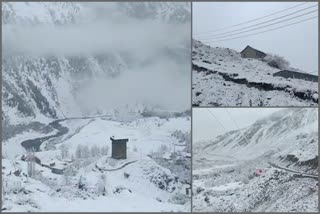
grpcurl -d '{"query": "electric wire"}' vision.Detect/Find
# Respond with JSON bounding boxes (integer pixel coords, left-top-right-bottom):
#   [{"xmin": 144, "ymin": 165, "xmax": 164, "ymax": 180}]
[
  {"xmin": 197, "ymin": 5, "xmax": 317, "ymax": 39},
  {"xmin": 206, "ymin": 109, "xmax": 233, "ymax": 139},
  {"xmin": 225, "ymin": 109, "xmax": 251, "ymax": 145},
  {"xmin": 195, "ymin": 2, "xmax": 310, "ymax": 36},
  {"xmin": 203, "ymin": 16, "xmax": 317, "ymax": 43}
]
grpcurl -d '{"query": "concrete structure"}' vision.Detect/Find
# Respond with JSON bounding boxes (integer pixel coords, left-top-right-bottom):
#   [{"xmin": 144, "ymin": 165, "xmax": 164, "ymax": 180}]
[
  {"xmin": 273, "ymin": 70, "xmax": 318, "ymax": 82},
  {"xmin": 51, "ymin": 167, "xmax": 64, "ymax": 175},
  {"xmin": 241, "ymin": 45, "xmax": 267, "ymax": 59},
  {"xmin": 110, "ymin": 137, "xmax": 128, "ymax": 159}
]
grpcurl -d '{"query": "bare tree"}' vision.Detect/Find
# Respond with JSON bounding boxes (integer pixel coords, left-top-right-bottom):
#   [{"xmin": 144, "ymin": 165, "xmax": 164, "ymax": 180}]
[
  {"xmin": 263, "ymin": 54, "xmax": 289, "ymax": 70},
  {"xmin": 27, "ymin": 149, "xmax": 36, "ymax": 177},
  {"xmin": 101, "ymin": 145, "xmax": 109, "ymax": 156},
  {"xmin": 82, "ymin": 146, "xmax": 90, "ymax": 158},
  {"xmin": 78, "ymin": 175, "xmax": 87, "ymax": 190},
  {"xmin": 96, "ymin": 174, "xmax": 107, "ymax": 196},
  {"xmin": 91, "ymin": 145, "xmax": 101, "ymax": 157},
  {"xmin": 75, "ymin": 145, "xmax": 83, "ymax": 159},
  {"xmin": 63, "ymin": 166, "xmax": 75, "ymax": 185},
  {"xmin": 157, "ymin": 144, "xmax": 168, "ymax": 156},
  {"xmin": 60, "ymin": 144, "xmax": 69, "ymax": 159}
]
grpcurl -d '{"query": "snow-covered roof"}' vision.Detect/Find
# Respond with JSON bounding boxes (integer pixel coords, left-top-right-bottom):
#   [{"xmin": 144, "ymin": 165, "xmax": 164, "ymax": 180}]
[{"xmin": 110, "ymin": 136, "xmax": 129, "ymax": 142}]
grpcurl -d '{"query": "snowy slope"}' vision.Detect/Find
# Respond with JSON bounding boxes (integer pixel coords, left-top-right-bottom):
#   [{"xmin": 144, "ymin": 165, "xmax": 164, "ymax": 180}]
[
  {"xmin": 2, "ymin": 2, "xmax": 191, "ymax": 212},
  {"xmin": 2, "ymin": 2, "xmax": 81, "ymax": 25},
  {"xmin": 196, "ymin": 108, "xmax": 318, "ymax": 168},
  {"xmin": 192, "ymin": 40, "xmax": 318, "ymax": 106},
  {"xmin": 2, "ymin": 2, "xmax": 190, "ymax": 135},
  {"xmin": 2, "ymin": 2, "xmax": 124, "ymax": 127},
  {"xmin": 120, "ymin": 2, "xmax": 190, "ymax": 23},
  {"xmin": 2, "ymin": 158, "xmax": 188, "ymax": 212},
  {"xmin": 2, "ymin": 55, "xmax": 127, "ymax": 125},
  {"xmin": 193, "ymin": 108, "xmax": 318, "ymax": 212},
  {"xmin": 2, "ymin": 116, "xmax": 191, "ymax": 212},
  {"xmin": 2, "ymin": 2, "xmax": 190, "ymax": 25}
]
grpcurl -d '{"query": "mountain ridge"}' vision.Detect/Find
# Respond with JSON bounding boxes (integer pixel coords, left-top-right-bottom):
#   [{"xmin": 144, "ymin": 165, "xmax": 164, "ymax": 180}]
[{"xmin": 195, "ymin": 109, "xmax": 318, "ymax": 168}]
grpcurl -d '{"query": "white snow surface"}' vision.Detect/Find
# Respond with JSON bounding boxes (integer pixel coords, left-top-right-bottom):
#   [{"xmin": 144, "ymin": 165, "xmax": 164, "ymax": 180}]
[
  {"xmin": 192, "ymin": 40, "xmax": 318, "ymax": 106},
  {"xmin": 193, "ymin": 109, "xmax": 318, "ymax": 212},
  {"xmin": 2, "ymin": 116, "xmax": 191, "ymax": 212}
]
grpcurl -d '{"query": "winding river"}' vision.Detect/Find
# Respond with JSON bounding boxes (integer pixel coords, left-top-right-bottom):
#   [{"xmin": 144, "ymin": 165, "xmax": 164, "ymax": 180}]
[{"xmin": 20, "ymin": 115, "xmax": 112, "ymax": 152}]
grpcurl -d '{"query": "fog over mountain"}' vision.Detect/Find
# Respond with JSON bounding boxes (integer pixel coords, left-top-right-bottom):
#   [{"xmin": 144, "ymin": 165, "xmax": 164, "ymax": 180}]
[
  {"xmin": 3, "ymin": 2, "xmax": 191, "ymax": 128},
  {"xmin": 2, "ymin": 3, "xmax": 191, "ymax": 212}
]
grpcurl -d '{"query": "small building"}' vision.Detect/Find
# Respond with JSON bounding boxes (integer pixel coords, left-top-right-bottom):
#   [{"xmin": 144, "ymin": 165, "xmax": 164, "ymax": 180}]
[
  {"xmin": 51, "ymin": 167, "xmax": 64, "ymax": 175},
  {"xmin": 110, "ymin": 137, "xmax": 128, "ymax": 159},
  {"xmin": 273, "ymin": 70, "xmax": 318, "ymax": 82},
  {"xmin": 241, "ymin": 45, "xmax": 267, "ymax": 59}
]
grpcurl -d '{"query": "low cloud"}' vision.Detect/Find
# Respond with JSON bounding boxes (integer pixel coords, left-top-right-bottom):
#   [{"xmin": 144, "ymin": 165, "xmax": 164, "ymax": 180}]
[
  {"xmin": 3, "ymin": 20, "xmax": 189, "ymax": 57},
  {"xmin": 76, "ymin": 60, "xmax": 190, "ymax": 112},
  {"xmin": 3, "ymin": 3, "xmax": 191, "ymax": 112}
]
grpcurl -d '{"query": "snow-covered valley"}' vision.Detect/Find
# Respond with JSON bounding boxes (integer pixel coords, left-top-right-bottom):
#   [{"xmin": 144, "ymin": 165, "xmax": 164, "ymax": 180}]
[
  {"xmin": 193, "ymin": 108, "xmax": 318, "ymax": 212},
  {"xmin": 192, "ymin": 40, "xmax": 318, "ymax": 106},
  {"xmin": 3, "ymin": 116, "xmax": 191, "ymax": 212},
  {"xmin": 2, "ymin": 2, "xmax": 191, "ymax": 212}
]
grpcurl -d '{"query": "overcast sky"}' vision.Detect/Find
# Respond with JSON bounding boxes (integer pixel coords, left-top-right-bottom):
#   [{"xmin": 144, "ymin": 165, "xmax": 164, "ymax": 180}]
[
  {"xmin": 193, "ymin": 108, "xmax": 280, "ymax": 143},
  {"xmin": 193, "ymin": 2, "xmax": 318, "ymax": 73}
]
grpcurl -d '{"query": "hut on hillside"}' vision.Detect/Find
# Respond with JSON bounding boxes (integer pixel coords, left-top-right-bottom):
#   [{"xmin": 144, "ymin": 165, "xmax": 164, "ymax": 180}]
[
  {"xmin": 110, "ymin": 137, "xmax": 128, "ymax": 159},
  {"xmin": 241, "ymin": 45, "xmax": 267, "ymax": 59}
]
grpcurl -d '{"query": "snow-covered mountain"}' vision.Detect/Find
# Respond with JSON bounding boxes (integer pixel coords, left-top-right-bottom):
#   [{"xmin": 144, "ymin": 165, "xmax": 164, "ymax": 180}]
[
  {"xmin": 197, "ymin": 108, "xmax": 318, "ymax": 167},
  {"xmin": 193, "ymin": 108, "xmax": 318, "ymax": 212},
  {"xmin": 2, "ymin": 2, "xmax": 191, "ymax": 212},
  {"xmin": 2, "ymin": 2, "xmax": 190, "ymax": 25},
  {"xmin": 119, "ymin": 2, "xmax": 190, "ymax": 23},
  {"xmin": 2, "ymin": 2, "xmax": 191, "ymax": 131},
  {"xmin": 2, "ymin": 2, "xmax": 80, "ymax": 25},
  {"xmin": 192, "ymin": 40, "xmax": 318, "ymax": 106}
]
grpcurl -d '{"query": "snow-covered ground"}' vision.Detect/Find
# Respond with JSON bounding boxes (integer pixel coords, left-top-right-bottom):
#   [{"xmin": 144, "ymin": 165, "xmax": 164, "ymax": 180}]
[
  {"xmin": 2, "ymin": 2, "xmax": 191, "ymax": 212},
  {"xmin": 2, "ymin": 1, "xmax": 191, "ymax": 129},
  {"xmin": 193, "ymin": 108, "xmax": 318, "ymax": 212},
  {"xmin": 192, "ymin": 40, "xmax": 318, "ymax": 106},
  {"xmin": 2, "ymin": 116, "xmax": 191, "ymax": 212}
]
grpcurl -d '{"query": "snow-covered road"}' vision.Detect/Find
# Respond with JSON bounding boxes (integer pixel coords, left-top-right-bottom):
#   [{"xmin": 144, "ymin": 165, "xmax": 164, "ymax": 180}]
[{"xmin": 268, "ymin": 162, "xmax": 318, "ymax": 180}]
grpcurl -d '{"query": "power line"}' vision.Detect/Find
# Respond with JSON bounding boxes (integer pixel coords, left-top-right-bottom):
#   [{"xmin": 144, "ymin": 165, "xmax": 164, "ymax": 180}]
[
  {"xmin": 200, "ymin": 9, "xmax": 317, "ymax": 41},
  {"xmin": 225, "ymin": 109, "xmax": 251, "ymax": 145},
  {"xmin": 206, "ymin": 109, "xmax": 244, "ymax": 148},
  {"xmin": 203, "ymin": 16, "xmax": 317, "ymax": 43},
  {"xmin": 195, "ymin": 2, "xmax": 310, "ymax": 36},
  {"xmin": 206, "ymin": 109, "xmax": 233, "ymax": 139},
  {"xmin": 198, "ymin": 4, "xmax": 318, "ymax": 39}
]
